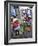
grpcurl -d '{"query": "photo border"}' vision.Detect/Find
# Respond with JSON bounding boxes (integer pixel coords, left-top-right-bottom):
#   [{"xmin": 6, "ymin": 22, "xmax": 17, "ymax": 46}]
[{"xmin": 4, "ymin": 1, "xmax": 37, "ymax": 45}]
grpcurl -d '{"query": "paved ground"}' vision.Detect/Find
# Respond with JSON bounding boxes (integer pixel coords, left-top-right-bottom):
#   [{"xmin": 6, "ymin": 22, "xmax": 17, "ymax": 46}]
[{"xmin": 11, "ymin": 31, "xmax": 32, "ymax": 39}]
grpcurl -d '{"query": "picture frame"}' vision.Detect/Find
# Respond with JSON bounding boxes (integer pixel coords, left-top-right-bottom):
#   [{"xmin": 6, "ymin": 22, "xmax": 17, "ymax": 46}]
[{"xmin": 4, "ymin": 1, "xmax": 37, "ymax": 45}]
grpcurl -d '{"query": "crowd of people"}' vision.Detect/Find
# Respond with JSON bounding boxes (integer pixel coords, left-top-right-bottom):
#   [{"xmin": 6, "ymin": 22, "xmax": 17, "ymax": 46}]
[{"xmin": 10, "ymin": 6, "xmax": 32, "ymax": 38}]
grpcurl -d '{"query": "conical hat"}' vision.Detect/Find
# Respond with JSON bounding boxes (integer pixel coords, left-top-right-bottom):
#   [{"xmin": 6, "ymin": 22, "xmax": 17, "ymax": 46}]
[{"xmin": 13, "ymin": 18, "xmax": 18, "ymax": 23}]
